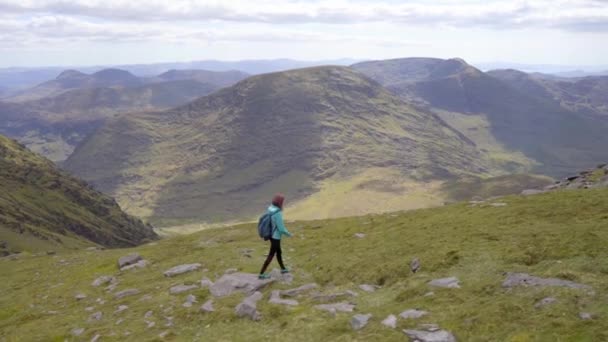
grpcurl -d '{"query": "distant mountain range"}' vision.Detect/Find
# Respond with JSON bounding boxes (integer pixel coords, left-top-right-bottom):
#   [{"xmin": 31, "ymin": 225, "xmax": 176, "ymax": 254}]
[{"xmin": 0, "ymin": 134, "xmax": 157, "ymax": 255}]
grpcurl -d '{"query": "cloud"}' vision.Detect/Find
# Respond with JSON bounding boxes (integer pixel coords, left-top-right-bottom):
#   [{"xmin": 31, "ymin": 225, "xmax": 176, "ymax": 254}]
[{"xmin": 0, "ymin": 0, "xmax": 607, "ymax": 31}]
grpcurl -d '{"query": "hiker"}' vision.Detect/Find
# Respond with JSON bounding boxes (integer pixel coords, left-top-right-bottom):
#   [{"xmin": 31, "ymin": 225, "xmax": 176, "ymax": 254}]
[{"xmin": 259, "ymin": 194, "xmax": 292, "ymax": 279}]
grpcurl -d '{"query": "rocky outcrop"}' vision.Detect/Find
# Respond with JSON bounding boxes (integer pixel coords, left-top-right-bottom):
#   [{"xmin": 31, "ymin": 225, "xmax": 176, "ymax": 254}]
[
  {"xmin": 429, "ymin": 277, "xmax": 461, "ymax": 289},
  {"xmin": 351, "ymin": 314, "xmax": 372, "ymax": 330},
  {"xmin": 169, "ymin": 284, "xmax": 198, "ymax": 295},
  {"xmin": 118, "ymin": 254, "xmax": 142, "ymax": 269},
  {"xmin": 235, "ymin": 292, "xmax": 263, "ymax": 321},
  {"xmin": 502, "ymin": 273, "xmax": 591, "ymax": 290},
  {"xmin": 210, "ymin": 273, "xmax": 274, "ymax": 297},
  {"xmin": 399, "ymin": 309, "xmax": 428, "ymax": 319},
  {"xmin": 314, "ymin": 302, "xmax": 356, "ymax": 313},
  {"xmin": 269, "ymin": 290, "xmax": 298, "ymax": 306},
  {"xmin": 403, "ymin": 328, "xmax": 457, "ymax": 342},
  {"xmin": 163, "ymin": 264, "xmax": 201, "ymax": 277},
  {"xmin": 280, "ymin": 283, "xmax": 318, "ymax": 297}
]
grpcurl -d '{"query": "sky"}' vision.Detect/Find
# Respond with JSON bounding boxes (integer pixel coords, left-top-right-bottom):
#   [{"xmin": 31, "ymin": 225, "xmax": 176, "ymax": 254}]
[{"xmin": 1, "ymin": 0, "xmax": 608, "ymax": 68}]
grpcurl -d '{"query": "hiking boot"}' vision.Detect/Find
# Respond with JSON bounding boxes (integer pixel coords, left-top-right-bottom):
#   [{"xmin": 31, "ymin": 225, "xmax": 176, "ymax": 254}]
[
  {"xmin": 280, "ymin": 268, "xmax": 290, "ymax": 274},
  {"xmin": 259, "ymin": 273, "xmax": 270, "ymax": 279}
]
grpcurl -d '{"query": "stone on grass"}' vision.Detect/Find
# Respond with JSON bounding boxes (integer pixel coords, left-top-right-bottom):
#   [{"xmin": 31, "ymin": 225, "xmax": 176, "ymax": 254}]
[
  {"xmin": 159, "ymin": 331, "xmax": 171, "ymax": 339},
  {"xmin": 114, "ymin": 289, "xmax": 140, "ymax": 299},
  {"xmin": 314, "ymin": 302, "xmax": 356, "ymax": 313},
  {"xmin": 359, "ymin": 284, "xmax": 380, "ymax": 293},
  {"xmin": 144, "ymin": 310, "xmax": 153, "ymax": 319},
  {"xmin": 147, "ymin": 321, "xmax": 156, "ymax": 328},
  {"xmin": 85, "ymin": 306, "xmax": 95, "ymax": 312},
  {"xmin": 183, "ymin": 294, "xmax": 197, "ymax": 308},
  {"xmin": 502, "ymin": 273, "xmax": 591, "ymax": 290},
  {"xmin": 224, "ymin": 268, "xmax": 238, "ymax": 274},
  {"xmin": 91, "ymin": 334, "xmax": 101, "ymax": 342},
  {"xmin": 534, "ymin": 297, "xmax": 557, "ymax": 309},
  {"xmin": 579, "ymin": 312, "xmax": 593, "ymax": 320},
  {"xmin": 281, "ymin": 283, "xmax": 318, "ymax": 297},
  {"xmin": 118, "ymin": 253, "xmax": 142, "ymax": 269},
  {"xmin": 92, "ymin": 276, "xmax": 115, "ymax": 287},
  {"xmin": 382, "ymin": 314, "xmax": 397, "ymax": 328},
  {"xmin": 403, "ymin": 329, "xmax": 457, "ymax": 342},
  {"xmin": 399, "ymin": 309, "xmax": 428, "ymax": 319},
  {"xmin": 121, "ymin": 259, "xmax": 149, "ymax": 271},
  {"xmin": 89, "ymin": 311, "xmax": 103, "ymax": 321},
  {"xmin": 164, "ymin": 263, "xmax": 202, "ymax": 277},
  {"xmin": 351, "ymin": 314, "xmax": 372, "ymax": 330},
  {"xmin": 429, "ymin": 277, "xmax": 461, "ymax": 289},
  {"xmin": 75, "ymin": 293, "xmax": 87, "ymax": 300},
  {"xmin": 521, "ymin": 189, "xmax": 544, "ymax": 196},
  {"xmin": 489, "ymin": 202, "xmax": 507, "ymax": 207},
  {"xmin": 210, "ymin": 272, "xmax": 274, "ymax": 297},
  {"xmin": 200, "ymin": 299, "xmax": 214, "ymax": 313},
  {"xmin": 269, "ymin": 268, "xmax": 293, "ymax": 284},
  {"xmin": 200, "ymin": 278, "xmax": 213, "ymax": 289},
  {"xmin": 71, "ymin": 328, "xmax": 85, "ymax": 336},
  {"xmin": 169, "ymin": 284, "xmax": 198, "ymax": 295},
  {"xmin": 235, "ymin": 291, "xmax": 263, "ymax": 321},
  {"xmin": 115, "ymin": 305, "xmax": 129, "ymax": 313},
  {"xmin": 410, "ymin": 257, "xmax": 421, "ymax": 273},
  {"xmin": 354, "ymin": 233, "xmax": 366, "ymax": 238},
  {"xmin": 269, "ymin": 290, "xmax": 298, "ymax": 306},
  {"xmin": 311, "ymin": 291, "xmax": 356, "ymax": 302}
]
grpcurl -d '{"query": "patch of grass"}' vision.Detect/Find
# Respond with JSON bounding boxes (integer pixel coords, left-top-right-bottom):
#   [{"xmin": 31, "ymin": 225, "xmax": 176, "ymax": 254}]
[{"xmin": 1, "ymin": 188, "xmax": 608, "ymax": 341}]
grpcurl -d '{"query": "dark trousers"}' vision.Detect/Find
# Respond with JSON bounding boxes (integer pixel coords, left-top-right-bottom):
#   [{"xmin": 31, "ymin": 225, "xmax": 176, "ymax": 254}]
[{"xmin": 260, "ymin": 238, "xmax": 285, "ymax": 274}]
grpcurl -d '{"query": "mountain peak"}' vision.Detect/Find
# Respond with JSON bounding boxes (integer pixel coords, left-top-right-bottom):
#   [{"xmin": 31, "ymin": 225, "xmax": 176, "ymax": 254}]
[
  {"xmin": 92, "ymin": 68, "xmax": 138, "ymax": 81},
  {"xmin": 56, "ymin": 69, "xmax": 87, "ymax": 80}
]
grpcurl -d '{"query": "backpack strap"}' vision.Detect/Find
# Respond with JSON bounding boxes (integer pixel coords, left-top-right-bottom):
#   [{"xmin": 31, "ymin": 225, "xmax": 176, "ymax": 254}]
[{"xmin": 269, "ymin": 209, "xmax": 281, "ymax": 233}]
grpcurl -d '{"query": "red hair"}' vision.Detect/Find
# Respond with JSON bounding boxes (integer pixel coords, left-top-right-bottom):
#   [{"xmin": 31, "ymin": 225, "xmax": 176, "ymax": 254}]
[{"xmin": 272, "ymin": 194, "xmax": 285, "ymax": 209}]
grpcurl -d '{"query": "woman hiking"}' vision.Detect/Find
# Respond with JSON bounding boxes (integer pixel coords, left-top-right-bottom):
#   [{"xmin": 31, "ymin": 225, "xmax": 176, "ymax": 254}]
[{"xmin": 259, "ymin": 194, "xmax": 292, "ymax": 279}]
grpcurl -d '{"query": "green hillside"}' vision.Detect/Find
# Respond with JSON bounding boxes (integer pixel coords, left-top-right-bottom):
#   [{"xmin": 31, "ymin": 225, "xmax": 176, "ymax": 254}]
[
  {"xmin": 352, "ymin": 58, "xmax": 608, "ymax": 177},
  {"xmin": 64, "ymin": 66, "xmax": 496, "ymax": 224},
  {"xmin": 1, "ymin": 187, "xmax": 607, "ymax": 341},
  {"xmin": 0, "ymin": 135, "xmax": 157, "ymax": 255}
]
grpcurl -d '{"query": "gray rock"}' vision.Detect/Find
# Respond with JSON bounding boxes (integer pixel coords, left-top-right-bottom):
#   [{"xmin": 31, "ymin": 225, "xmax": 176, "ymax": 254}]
[
  {"xmin": 210, "ymin": 272, "xmax": 274, "ymax": 297},
  {"xmin": 502, "ymin": 273, "xmax": 591, "ymax": 290},
  {"xmin": 235, "ymin": 291, "xmax": 263, "ymax": 321},
  {"xmin": 89, "ymin": 311, "xmax": 103, "ymax": 321},
  {"xmin": 311, "ymin": 291, "xmax": 356, "ymax": 302},
  {"xmin": 351, "ymin": 313, "xmax": 372, "ymax": 330},
  {"xmin": 183, "ymin": 294, "xmax": 197, "ymax": 308},
  {"xmin": 521, "ymin": 189, "xmax": 544, "ymax": 196},
  {"xmin": 164, "ymin": 263, "xmax": 202, "ymax": 277},
  {"xmin": 424, "ymin": 292, "xmax": 435, "ymax": 297},
  {"xmin": 269, "ymin": 268, "xmax": 293, "ymax": 284},
  {"xmin": 114, "ymin": 289, "xmax": 140, "ymax": 299},
  {"xmin": 71, "ymin": 328, "xmax": 85, "ymax": 336},
  {"xmin": 92, "ymin": 276, "xmax": 115, "ymax": 287},
  {"xmin": 85, "ymin": 306, "xmax": 95, "ymax": 312},
  {"xmin": 314, "ymin": 302, "xmax": 356, "ymax": 313},
  {"xmin": 403, "ymin": 329, "xmax": 457, "ymax": 342},
  {"xmin": 91, "ymin": 334, "xmax": 101, "ymax": 342},
  {"xmin": 534, "ymin": 297, "xmax": 557, "ymax": 309},
  {"xmin": 147, "ymin": 321, "xmax": 156, "ymax": 328},
  {"xmin": 200, "ymin": 277, "xmax": 214, "ymax": 289},
  {"xmin": 118, "ymin": 253, "xmax": 142, "ymax": 269},
  {"xmin": 144, "ymin": 310, "xmax": 153, "ymax": 318},
  {"xmin": 354, "ymin": 233, "xmax": 366, "ymax": 238},
  {"xmin": 579, "ymin": 312, "xmax": 593, "ymax": 320},
  {"xmin": 115, "ymin": 318, "xmax": 124, "ymax": 325},
  {"xmin": 359, "ymin": 284, "xmax": 380, "ymax": 293},
  {"xmin": 115, "ymin": 305, "xmax": 129, "ymax": 313},
  {"xmin": 75, "ymin": 293, "xmax": 87, "ymax": 300},
  {"xmin": 381, "ymin": 314, "xmax": 397, "ymax": 328},
  {"xmin": 269, "ymin": 290, "xmax": 298, "ymax": 306},
  {"xmin": 399, "ymin": 309, "xmax": 428, "ymax": 319},
  {"xmin": 420, "ymin": 324, "xmax": 441, "ymax": 332},
  {"xmin": 169, "ymin": 284, "xmax": 198, "ymax": 295},
  {"xmin": 120, "ymin": 259, "xmax": 148, "ymax": 271},
  {"xmin": 410, "ymin": 257, "xmax": 421, "ymax": 273},
  {"xmin": 489, "ymin": 202, "xmax": 507, "ymax": 207},
  {"xmin": 429, "ymin": 277, "xmax": 461, "ymax": 289},
  {"xmin": 159, "ymin": 331, "xmax": 171, "ymax": 339},
  {"xmin": 280, "ymin": 283, "xmax": 318, "ymax": 297},
  {"xmin": 200, "ymin": 299, "xmax": 214, "ymax": 313}
]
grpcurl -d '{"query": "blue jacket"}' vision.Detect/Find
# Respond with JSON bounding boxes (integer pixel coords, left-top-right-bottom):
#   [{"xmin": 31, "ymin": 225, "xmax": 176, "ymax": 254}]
[{"xmin": 268, "ymin": 205, "xmax": 292, "ymax": 240}]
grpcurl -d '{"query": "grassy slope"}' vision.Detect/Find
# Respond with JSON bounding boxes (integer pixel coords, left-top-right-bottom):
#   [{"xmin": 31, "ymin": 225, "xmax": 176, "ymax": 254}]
[
  {"xmin": 1, "ymin": 188, "xmax": 607, "ymax": 341},
  {"xmin": 0, "ymin": 135, "xmax": 157, "ymax": 254},
  {"xmin": 65, "ymin": 66, "xmax": 494, "ymax": 224},
  {"xmin": 441, "ymin": 174, "xmax": 554, "ymax": 202}
]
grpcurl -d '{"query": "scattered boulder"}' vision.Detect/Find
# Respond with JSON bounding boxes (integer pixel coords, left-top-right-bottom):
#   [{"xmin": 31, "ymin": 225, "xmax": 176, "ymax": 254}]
[
  {"xmin": 359, "ymin": 284, "xmax": 380, "ymax": 293},
  {"xmin": 381, "ymin": 314, "xmax": 397, "ymax": 328},
  {"xmin": 354, "ymin": 233, "xmax": 366, "ymax": 239},
  {"xmin": 183, "ymin": 294, "xmax": 197, "ymax": 308},
  {"xmin": 311, "ymin": 291, "xmax": 356, "ymax": 302},
  {"xmin": 534, "ymin": 297, "xmax": 557, "ymax": 309},
  {"xmin": 399, "ymin": 309, "xmax": 428, "ymax": 319},
  {"xmin": 92, "ymin": 276, "xmax": 115, "ymax": 287},
  {"xmin": 351, "ymin": 313, "xmax": 372, "ymax": 330},
  {"xmin": 114, "ymin": 289, "xmax": 140, "ymax": 299},
  {"xmin": 71, "ymin": 328, "xmax": 85, "ymax": 336},
  {"xmin": 85, "ymin": 307, "xmax": 95, "ymax": 312},
  {"xmin": 235, "ymin": 291, "xmax": 263, "ymax": 321},
  {"xmin": 281, "ymin": 283, "xmax": 318, "ymax": 297},
  {"xmin": 489, "ymin": 202, "xmax": 507, "ymax": 207},
  {"xmin": 159, "ymin": 331, "xmax": 171, "ymax": 339},
  {"xmin": 579, "ymin": 312, "xmax": 593, "ymax": 320},
  {"xmin": 269, "ymin": 268, "xmax": 293, "ymax": 284},
  {"xmin": 410, "ymin": 257, "xmax": 421, "ymax": 273},
  {"xmin": 200, "ymin": 299, "xmax": 214, "ymax": 313},
  {"xmin": 115, "ymin": 305, "xmax": 129, "ymax": 313},
  {"xmin": 144, "ymin": 311, "xmax": 153, "ymax": 319},
  {"xmin": 269, "ymin": 290, "xmax": 298, "ymax": 306},
  {"xmin": 121, "ymin": 259, "xmax": 149, "ymax": 271},
  {"xmin": 89, "ymin": 311, "xmax": 103, "ymax": 321},
  {"xmin": 169, "ymin": 284, "xmax": 198, "ymax": 295},
  {"xmin": 502, "ymin": 273, "xmax": 591, "ymax": 290},
  {"xmin": 200, "ymin": 278, "xmax": 214, "ymax": 289},
  {"xmin": 403, "ymin": 328, "xmax": 457, "ymax": 342},
  {"xmin": 147, "ymin": 321, "xmax": 156, "ymax": 329},
  {"xmin": 314, "ymin": 302, "xmax": 356, "ymax": 313},
  {"xmin": 164, "ymin": 263, "xmax": 202, "ymax": 277},
  {"xmin": 210, "ymin": 272, "xmax": 274, "ymax": 297},
  {"xmin": 91, "ymin": 334, "xmax": 101, "ymax": 342},
  {"xmin": 429, "ymin": 277, "xmax": 461, "ymax": 289},
  {"xmin": 75, "ymin": 293, "xmax": 87, "ymax": 300},
  {"xmin": 118, "ymin": 254, "xmax": 142, "ymax": 269}
]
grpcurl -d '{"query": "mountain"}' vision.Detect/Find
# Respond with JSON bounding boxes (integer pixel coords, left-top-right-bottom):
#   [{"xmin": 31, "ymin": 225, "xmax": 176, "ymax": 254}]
[
  {"xmin": 64, "ymin": 66, "xmax": 494, "ymax": 224},
  {"xmin": 156, "ymin": 69, "xmax": 249, "ymax": 86},
  {"xmin": 0, "ymin": 79, "xmax": 222, "ymax": 162},
  {"xmin": 0, "ymin": 134, "xmax": 157, "ymax": 255},
  {"xmin": 487, "ymin": 69, "xmax": 608, "ymax": 118},
  {"xmin": 2, "ymin": 185, "xmax": 608, "ymax": 340},
  {"xmin": 352, "ymin": 58, "xmax": 608, "ymax": 177}
]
